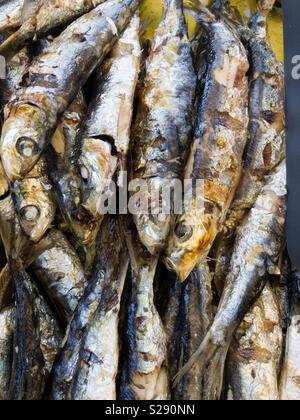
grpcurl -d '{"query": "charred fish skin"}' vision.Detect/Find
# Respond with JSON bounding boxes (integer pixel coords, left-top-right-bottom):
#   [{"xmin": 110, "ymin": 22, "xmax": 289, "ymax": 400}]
[
  {"xmin": 71, "ymin": 222, "xmax": 129, "ymax": 401},
  {"xmin": 0, "ymin": 0, "xmax": 108, "ymax": 60},
  {"xmin": 49, "ymin": 217, "xmax": 125, "ymax": 400},
  {"xmin": 174, "ymin": 160, "xmax": 287, "ymax": 400},
  {"xmin": 77, "ymin": 13, "xmax": 141, "ymax": 223},
  {"xmin": 166, "ymin": 8, "xmax": 249, "ymax": 281},
  {"xmin": 175, "ymin": 263, "xmax": 214, "ymax": 400},
  {"xmin": 31, "ymin": 229, "xmax": 87, "ymax": 326},
  {"xmin": 0, "ymin": 306, "xmax": 15, "ymax": 401},
  {"xmin": 12, "ymin": 157, "xmax": 57, "ymax": 243},
  {"xmin": 0, "ymin": 0, "xmax": 141, "ymax": 182},
  {"xmin": 0, "ymin": 264, "xmax": 13, "ymax": 311},
  {"xmin": 132, "ymin": 0, "xmax": 197, "ymax": 256},
  {"xmin": 8, "ymin": 262, "xmax": 45, "ymax": 401},
  {"xmin": 279, "ymin": 271, "xmax": 300, "ymax": 400},
  {"xmin": 227, "ymin": 282, "xmax": 282, "ymax": 401},
  {"xmin": 121, "ymin": 224, "xmax": 168, "ymax": 401}
]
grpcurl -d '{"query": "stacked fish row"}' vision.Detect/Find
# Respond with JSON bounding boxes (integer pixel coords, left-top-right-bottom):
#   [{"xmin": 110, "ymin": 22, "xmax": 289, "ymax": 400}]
[{"xmin": 0, "ymin": 0, "xmax": 295, "ymax": 401}]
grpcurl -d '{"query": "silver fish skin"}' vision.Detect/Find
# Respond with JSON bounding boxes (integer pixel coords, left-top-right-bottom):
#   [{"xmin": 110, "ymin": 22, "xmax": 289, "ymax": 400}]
[
  {"xmin": 165, "ymin": 7, "xmax": 249, "ymax": 281},
  {"xmin": 0, "ymin": 0, "xmax": 23, "ymax": 33},
  {"xmin": 227, "ymin": 282, "xmax": 282, "ymax": 401},
  {"xmin": 174, "ymin": 160, "xmax": 287, "ymax": 399},
  {"xmin": 214, "ymin": 20, "xmax": 285, "ymax": 293},
  {"xmin": 121, "ymin": 224, "xmax": 168, "ymax": 400},
  {"xmin": 31, "ymin": 229, "xmax": 87, "ymax": 325},
  {"xmin": 0, "ymin": 0, "xmax": 141, "ymax": 182},
  {"xmin": 279, "ymin": 272, "xmax": 300, "ymax": 400},
  {"xmin": 0, "ymin": 306, "xmax": 15, "ymax": 401},
  {"xmin": 71, "ymin": 226, "xmax": 129, "ymax": 400},
  {"xmin": 175, "ymin": 263, "xmax": 214, "ymax": 400},
  {"xmin": 0, "ymin": 0, "xmax": 108, "ymax": 59},
  {"xmin": 132, "ymin": 0, "xmax": 197, "ymax": 256},
  {"xmin": 77, "ymin": 13, "xmax": 141, "ymax": 223},
  {"xmin": 49, "ymin": 217, "xmax": 125, "ymax": 400},
  {"xmin": 33, "ymin": 285, "xmax": 64, "ymax": 377}
]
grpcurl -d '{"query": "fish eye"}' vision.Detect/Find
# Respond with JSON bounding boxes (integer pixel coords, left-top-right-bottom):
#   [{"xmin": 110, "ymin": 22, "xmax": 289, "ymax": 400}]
[
  {"xmin": 19, "ymin": 205, "xmax": 40, "ymax": 222},
  {"xmin": 175, "ymin": 223, "xmax": 193, "ymax": 242},
  {"xmin": 16, "ymin": 137, "xmax": 39, "ymax": 158}
]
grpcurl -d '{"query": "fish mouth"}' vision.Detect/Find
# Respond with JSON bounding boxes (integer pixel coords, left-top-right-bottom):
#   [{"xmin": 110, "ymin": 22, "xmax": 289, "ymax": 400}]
[
  {"xmin": 134, "ymin": 214, "xmax": 171, "ymax": 256},
  {"xmin": 164, "ymin": 254, "xmax": 194, "ymax": 282}
]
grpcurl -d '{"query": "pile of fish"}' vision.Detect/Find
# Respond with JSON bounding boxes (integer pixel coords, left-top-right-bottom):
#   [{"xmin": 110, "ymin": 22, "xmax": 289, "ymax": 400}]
[{"xmin": 0, "ymin": 0, "xmax": 295, "ymax": 401}]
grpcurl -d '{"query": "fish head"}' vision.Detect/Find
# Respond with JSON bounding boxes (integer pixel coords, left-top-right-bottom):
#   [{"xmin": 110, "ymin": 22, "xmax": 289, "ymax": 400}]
[
  {"xmin": 1, "ymin": 104, "xmax": 48, "ymax": 181},
  {"xmin": 55, "ymin": 167, "xmax": 100, "ymax": 246},
  {"xmin": 13, "ymin": 177, "xmax": 57, "ymax": 243},
  {"xmin": 133, "ymin": 213, "xmax": 172, "ymax": 256},
  {"xmin": 165, "ymin": 210, "xmax": 217, "ymax": 282},
  {"xmin": 78, "ymin": 138, "xmax": 118, "ymax": 218},
  {"xmin": 0, "ymin": 162, "xmax": 10, "ymax": 198}
]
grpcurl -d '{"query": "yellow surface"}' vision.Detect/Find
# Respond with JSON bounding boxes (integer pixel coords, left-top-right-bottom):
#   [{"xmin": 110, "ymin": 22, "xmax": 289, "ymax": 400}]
[{"xmin": 140, "ymin": 0, "xmax": 284, "ymax": 61}]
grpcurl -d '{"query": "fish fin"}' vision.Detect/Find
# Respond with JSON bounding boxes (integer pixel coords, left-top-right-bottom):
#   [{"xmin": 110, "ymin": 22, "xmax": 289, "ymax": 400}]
[{"xmin": 173, "ymin": 331, "xmax": 227, "ymax": 400}]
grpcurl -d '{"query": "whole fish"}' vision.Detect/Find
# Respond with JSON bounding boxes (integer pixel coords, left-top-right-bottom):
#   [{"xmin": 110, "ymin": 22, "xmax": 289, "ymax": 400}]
[
  {"xmin": 279, "ymin": 271, "xmax": 300, "ymax": 400},
  {"xmin": 48, "ymin": 92, "xmax": 98, "ymax": 247},
  {"xmin": 174, "ymin": 160, "xmax": 287, "ymax": 399},
  {"xmin": 49, "ymin": 217, "xmax": 124, "ymax": 400},
  {"xmin": 75, "ymin": 13, "xmax": 141, "ymax": 226},
  {"xmin": 132, "ymin": 0, "xmax": 196, "ymax": 255},
  {"xmin": 31, "ymin": 229, "xmax": 87, "ymax": 325},
  {"xmin": 8, "ymin": 261, "xmax": 45, "ymax": 401},
  {"xmin": 120, "ymin": 224, "xmax": 168, "ymax": 401},
  {"xmin": 175, "ymin": 263, "xmax": 214, "ymax": 400},
  {"xmin": 0, "ymin": 306, "xmax": 15, "ymax": 401},
  {"xmin": 0, "ymin": 0, "xmax": 141, "ymax": 182},
  {"xmin": 13, "ymin": 157, "xmax": 57, "ymax": 243},
  {"xmin": 0, "ymin": 0, "xmax": 108, "ymax": 60},
  {"xmin": 166, "ymin": 5, "xmax": 249, "ymax": 281},
  {"xmin": 70, "ymin": 222, "xmax": 129, "ymax": 400},
  {"xmin": 227, "ymin": 282, "xmax": 282, "ymax": 400},
  {"xmin": 214, "ymin": 0, "xmax": 285, "ymax": 290}
]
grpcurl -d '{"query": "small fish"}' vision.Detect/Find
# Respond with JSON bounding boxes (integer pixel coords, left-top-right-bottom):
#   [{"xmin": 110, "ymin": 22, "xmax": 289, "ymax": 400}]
[
  {"xmin": 70, "ymin": 221, "xmax": 129, "ymax": 400},
  {"xmin": 227, "ymin": 282, "xmax": 282, "ymax": 400},
  {"xmin": 174, "ymin": 263, "xmax": 214, "ymax": 400},
  {"xmin": 0, "ymin": 0, "xmax": 141, "ymax": 181},
  {"xmin": 31, "ymin": 229, "xmax": 87, "ymax": 325},
  {"xmin": 165, "ymin": 4, "xmax": 249, "ymax": 281},
  {"xmin": 76, "ymin": 13, "xmax": 141, "ymax": 226},
  {"xmin": 49, "ymin": 216, "xmax": 125, "ymax": 400},
  {"xmin": 0, "ymin": 306, "xmax": 15, "ymax": 401},
  {"xmin": 120, "ymin": 223, "xmax": 168, "ymax": 401},
  {"xmin": 0, "ymin": 0, "xmax": 108, "ymax": 59},
  {"xmin": 8, "ymin": 260, "xmax": 45, "ymax": 401},
  {"xmin": 279, "ymin": 271, "xmax": 300, "ymax": 400},
  {"xmin": 214, "ymin": 0, "xmax": 285, "ymax": 289},
  {"xmin": 174, "ymin": 160, "xmax": 287, "ymax": 400},
  {"xmin": 132, "ymin": 0, "xmax": 197, "ymax": 255},
  {"xmin": 13, "ymin": 157, "xmax": 57, "ymax": 243}
]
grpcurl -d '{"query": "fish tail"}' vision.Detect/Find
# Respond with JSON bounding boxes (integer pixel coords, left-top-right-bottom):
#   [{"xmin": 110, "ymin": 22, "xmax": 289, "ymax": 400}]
[
  {"xmin": 250, "ymin": 0, "xmax": 276, "ymax": 37},
  {"xmin": 173, "ymin": 330, "xmax": 228, "ymax": 400}
]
